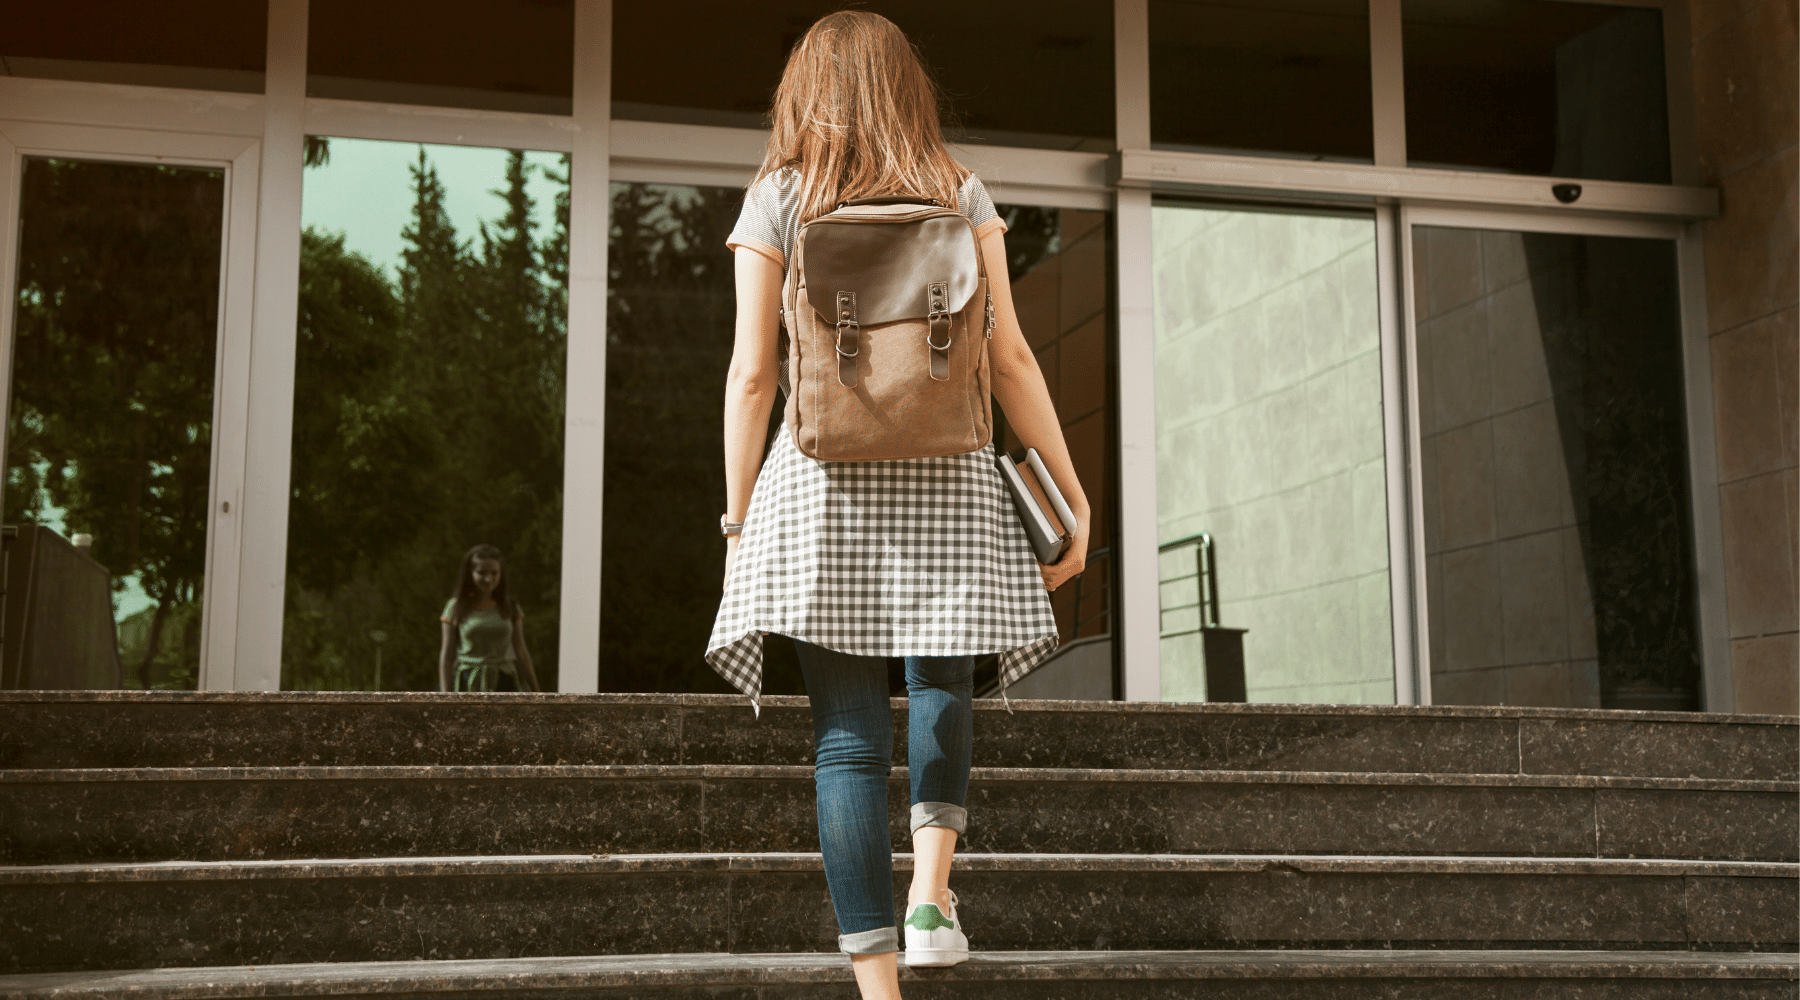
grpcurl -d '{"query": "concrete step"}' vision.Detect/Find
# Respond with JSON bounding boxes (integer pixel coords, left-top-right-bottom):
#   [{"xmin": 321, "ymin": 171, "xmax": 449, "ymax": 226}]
[
  {"xmin": 4, "ymin": 765, "xmax": 1792, "ymax": 865},
  {"xmin": 3, "ymin": 853, "xmax": 1792, "ymax": 974},
  {"xmin": 2, "ymin": 950, "xmax": 1796, "ymax": 999},
  {"xmin": 4, "ymin": 693, "xmax": 1793, "ymax": 779}
]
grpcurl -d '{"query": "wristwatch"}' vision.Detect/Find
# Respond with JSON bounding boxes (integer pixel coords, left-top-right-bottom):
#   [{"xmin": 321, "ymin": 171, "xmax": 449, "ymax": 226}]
[{"xmin": 720, "ymin": 514, "xmax": 744, "ymax": 537}]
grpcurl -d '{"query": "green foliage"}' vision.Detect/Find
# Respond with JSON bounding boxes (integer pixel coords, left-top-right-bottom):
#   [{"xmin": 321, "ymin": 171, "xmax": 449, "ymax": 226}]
[
  {"xmin": 599, "ymin": 183, "xmax": 750, "ymax": 693},
  {"xmin": 281, "ymin": 147, "xmax": 567, "ymax": 692},
  {"xmin": 6, "ymin": 159, "xmax": 225, "ymax": 690}
]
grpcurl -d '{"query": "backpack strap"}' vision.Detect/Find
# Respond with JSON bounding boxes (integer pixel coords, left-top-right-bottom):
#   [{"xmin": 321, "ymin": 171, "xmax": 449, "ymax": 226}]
[{"xmin": 838, "ymin": 195, "xmax": 942, "ymax": 209}]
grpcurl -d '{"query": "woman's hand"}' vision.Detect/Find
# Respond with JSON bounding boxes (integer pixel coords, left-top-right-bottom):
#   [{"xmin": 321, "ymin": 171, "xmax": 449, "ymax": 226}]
[
  {"xmin": 723, "ymin": 535, "xmax": 741, "ymax": 590},
  {"xmin": 1040, "ymin": 520, "xmax": 1088, "ymax": 593}
]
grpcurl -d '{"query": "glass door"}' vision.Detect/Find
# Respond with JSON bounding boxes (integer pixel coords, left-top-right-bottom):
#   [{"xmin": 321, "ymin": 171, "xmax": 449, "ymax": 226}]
[
  {"xmin": 1152, "ymin": 201, "xmax": 1397, "ymax": 704},
  {"xmin": 1405, "ymin": 214, "xmax": 1702, "ymax": 710},
  {"xmin": 0, "ymin": 124, "xmax": 259, "ymax": 690}
]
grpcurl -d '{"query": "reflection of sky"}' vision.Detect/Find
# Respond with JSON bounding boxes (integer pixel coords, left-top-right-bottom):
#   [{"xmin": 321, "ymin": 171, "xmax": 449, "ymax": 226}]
[{"xmin": 302, "ymin": 137, "xmax": 564, "ymax": 277}]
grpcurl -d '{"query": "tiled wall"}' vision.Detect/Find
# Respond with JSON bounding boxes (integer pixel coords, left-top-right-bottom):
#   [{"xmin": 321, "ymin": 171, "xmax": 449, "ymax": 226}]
[
  {"xmin": 1151, "ymin": 206, "xmax": 1394, "ymax": 705},
  {"xmin": 1690, "ymin": 0, "xmax": 1799, "ymax": 715}
]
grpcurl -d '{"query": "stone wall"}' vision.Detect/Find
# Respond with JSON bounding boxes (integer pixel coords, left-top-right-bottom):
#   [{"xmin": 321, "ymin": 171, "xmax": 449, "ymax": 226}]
[{"xmin": 1690, "ymin": 0, "xmax": 1799, "ymax": 715}]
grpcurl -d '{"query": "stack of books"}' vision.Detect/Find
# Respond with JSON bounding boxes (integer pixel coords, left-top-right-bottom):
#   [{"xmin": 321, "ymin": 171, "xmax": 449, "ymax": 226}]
[{"xmin": 996, "ymin": 448, "xmax": 1077, "ymax": 564}]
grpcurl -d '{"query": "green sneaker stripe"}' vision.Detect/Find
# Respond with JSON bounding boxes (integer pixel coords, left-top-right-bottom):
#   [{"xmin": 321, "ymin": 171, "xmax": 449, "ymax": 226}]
[{"xmin": 906, "ymin": 904, "xmax": 955, "ymax": 931}]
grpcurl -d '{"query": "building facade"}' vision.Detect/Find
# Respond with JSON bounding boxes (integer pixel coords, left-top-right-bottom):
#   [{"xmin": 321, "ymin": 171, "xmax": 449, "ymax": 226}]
[{"xmin": 1, "ymin": 0, "xmax": 1793, "ymax": 714}]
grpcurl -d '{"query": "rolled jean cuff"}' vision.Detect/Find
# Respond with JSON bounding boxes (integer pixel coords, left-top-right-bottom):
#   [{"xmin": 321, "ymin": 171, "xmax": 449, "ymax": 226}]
[
  {"xmin": 910, "ymin": 801, "xmax": 967, "ymax": 835},
  {"xmin": 837, "ymin": 926, "xmax": 898, "ymax": 955}
]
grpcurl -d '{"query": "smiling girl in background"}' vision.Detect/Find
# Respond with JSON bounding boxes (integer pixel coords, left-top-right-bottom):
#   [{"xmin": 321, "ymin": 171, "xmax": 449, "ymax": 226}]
[{"xmin": 438, "ymin": 543, "xmax": 540, "ymax": 693}]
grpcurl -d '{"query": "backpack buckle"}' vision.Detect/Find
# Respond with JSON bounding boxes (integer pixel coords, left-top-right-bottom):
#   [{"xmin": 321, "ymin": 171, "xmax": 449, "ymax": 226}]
[
  {"xmin": 926, "ymin": 282, "xmax": 953, "ymax": 381},
  {"xmin": 835, "ymin": 291, "xmax": 860, "ymax": 389},
  {"xmin": 925, "ymin": 307, "xmax": 953, "ymax": 351},
  {"xmin": 835, "ymin": 317, "xmax": 860, "ymax": 357},
  {"xmin": 835, "ymin": 290, "xmax": 860, "ymax": 357}
]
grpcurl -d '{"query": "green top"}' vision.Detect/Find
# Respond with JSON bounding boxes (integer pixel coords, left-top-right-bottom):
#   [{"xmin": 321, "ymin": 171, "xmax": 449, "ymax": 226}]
[{"xmin": 442, "ymin": 599, "xmax": 518, "ymax": 673}]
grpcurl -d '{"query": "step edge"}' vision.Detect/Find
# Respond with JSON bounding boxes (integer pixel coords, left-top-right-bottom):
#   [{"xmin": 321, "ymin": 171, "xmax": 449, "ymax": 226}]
[
  {"xmin": 3, "ymin": 765, "xmax": 1788, "ymax": 793},
  {"xmin": 3, "ymin": 853, "xmax": 1792, "ymax": 885},
  {"xmin": 2, "ymin": 691, "xmax": 1793, "ymax": 726},
  {"xmin": 2, "ymin": 950, "xmax": 1795, "ymax": 996}
]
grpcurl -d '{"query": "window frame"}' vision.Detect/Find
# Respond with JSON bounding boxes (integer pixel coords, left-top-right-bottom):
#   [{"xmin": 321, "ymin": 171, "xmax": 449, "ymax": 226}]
[{"xmin": 0, "ymin": 0, "xmax": 1726, "ymax": 707}]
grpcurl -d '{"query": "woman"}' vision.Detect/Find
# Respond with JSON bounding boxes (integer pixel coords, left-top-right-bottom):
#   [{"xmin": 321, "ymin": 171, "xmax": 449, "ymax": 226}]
[
  {"xmin": 705, "ymin": 12, "xmax": 1089, "ymax": 998},
  {"xmin": 438, "ymin": 543, "xmax": 540, "ymax": 693}
]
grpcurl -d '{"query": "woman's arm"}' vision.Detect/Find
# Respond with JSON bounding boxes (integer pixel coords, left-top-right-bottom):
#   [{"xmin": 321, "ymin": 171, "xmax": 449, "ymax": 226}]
[
  {"xmin": 437, "ymin": 621, "xmax": 455, "ymax": 692},
  {"xmin": 721, "ymin": 248, "xmax": 785, "ymax": 585},
  {"xmin": 511, "ymin": 614, "xmax": 540, "ymax": 692},
  {"xmin": 981, "ymin": 229, "xmax": 1092, "ymax": 593}
]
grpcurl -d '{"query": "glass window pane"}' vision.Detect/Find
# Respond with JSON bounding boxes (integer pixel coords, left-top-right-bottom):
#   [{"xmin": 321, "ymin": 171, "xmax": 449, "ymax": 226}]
[
  {"xmin": 307, "ymin": 0, "xmax": 573, "ymax": 113},
  {"xmin": 284, "ymin": 138, "xmax": 569, "ymax": 692},
  {"xmin": 613, "ymin": 3, "xmax": 1115, "ymax": 151},
  {"xmin": 1402, "ymin": 0, "xmax": 1671, "ymax": 183},
  {"xmin": 992, "ymin": 207, "xmax": 1117, "ymax": 699},
  {"xmin": 1150, "ymin": 0, "xmax": 1373, "ymax": 162},
  {"xmin": 1153, "ymin": 203, "xmax": 1395, "ymax": 704},
  {"xmin": 602, "ymin": 182, "xmax": 751, "ymax": 694},
  {"xmin": 5, "ymin": 158, "xmax": 225, "ymax": 690},
  {"xmin": 1413, "ymin": 226, "xmax": 1698, "ymax": 709},
  {"xmin": 3, "ymin": 0, "xmax": 265, "ymax": 92},
  {"xmin": 602, "ymin": 186, "xmax": 1117, "ymax": 695}
]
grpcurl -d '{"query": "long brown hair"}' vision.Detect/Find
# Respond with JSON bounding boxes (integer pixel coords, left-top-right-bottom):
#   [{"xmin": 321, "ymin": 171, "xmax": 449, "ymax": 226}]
[{"xmin": 755, "ymin": 11, "xmax": 969, "ymax": 224}]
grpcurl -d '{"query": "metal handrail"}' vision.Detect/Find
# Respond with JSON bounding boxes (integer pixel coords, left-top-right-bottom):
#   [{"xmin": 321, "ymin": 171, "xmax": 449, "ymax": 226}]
[{"xmin": 1157, "ymin": 533, "xmax": 1218, "ymax": 637}]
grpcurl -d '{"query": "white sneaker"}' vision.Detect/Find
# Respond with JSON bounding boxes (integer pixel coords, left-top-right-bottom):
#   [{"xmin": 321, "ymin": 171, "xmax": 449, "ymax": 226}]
[{"xmin": 903, "ymin": 891, "xmax": 969, "ymax": 967}]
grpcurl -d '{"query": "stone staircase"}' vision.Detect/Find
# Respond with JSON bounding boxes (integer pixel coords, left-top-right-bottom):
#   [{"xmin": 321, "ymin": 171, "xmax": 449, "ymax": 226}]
[{"xmin": 0, "ymin": 691, "xmax": 1794, "ymax": 997}]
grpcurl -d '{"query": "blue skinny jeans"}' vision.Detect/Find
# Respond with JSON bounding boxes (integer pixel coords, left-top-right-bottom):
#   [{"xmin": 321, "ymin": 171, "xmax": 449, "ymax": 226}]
[{"xmin": 794, "ymin": 640, "xmax": 973, "ymax": 956}]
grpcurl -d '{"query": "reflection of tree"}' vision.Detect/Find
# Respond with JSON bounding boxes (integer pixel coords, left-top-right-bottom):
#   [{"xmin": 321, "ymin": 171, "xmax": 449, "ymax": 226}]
[
  {"xmin": 6, "ymin": 160, "xmax": 224, "ymax": 689},
  {"xmin": 601, "ymin": 184, "xmax": 758, "ymax": 693},
  {"xmin": 282, "ymin": 148, "xmax": 568, "ymax": 691}
]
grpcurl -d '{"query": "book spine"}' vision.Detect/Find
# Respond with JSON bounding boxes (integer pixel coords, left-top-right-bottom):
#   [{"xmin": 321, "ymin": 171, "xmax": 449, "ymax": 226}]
[
  {"xmin": 1018, "ymin": 460, "xmax": 1068, "ymax": 539},
  {"xmin": 1024, "ymin": 448, "xmax": 1079, "ymax": 540}
]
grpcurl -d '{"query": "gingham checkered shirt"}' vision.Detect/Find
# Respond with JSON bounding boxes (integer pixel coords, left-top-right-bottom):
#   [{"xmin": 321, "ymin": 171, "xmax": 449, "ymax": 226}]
[{"xmin": 706, "ymin": 427, "xmax": 1060, "ymax": 711}]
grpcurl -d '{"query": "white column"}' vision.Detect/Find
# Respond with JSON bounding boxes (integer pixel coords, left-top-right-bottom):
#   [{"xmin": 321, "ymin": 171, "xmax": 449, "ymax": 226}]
[
  {"xmin": 229, "ymin": 0, "xmax": 308, "ymax": 691},
  {"xmin": 1377, "ymin": 203, "xmax": 1425, "ymax": 705},
  {"xmin": 1372, "ymin": 0, "xmax": 1424, "ymax": 703},
  {"xmin": 558, "ymin": 0, "xmax": 612, "ymax": 691},
  {"xmin": 1114, "ymin": 0, "xmax": 1161, "ymax": 702}
]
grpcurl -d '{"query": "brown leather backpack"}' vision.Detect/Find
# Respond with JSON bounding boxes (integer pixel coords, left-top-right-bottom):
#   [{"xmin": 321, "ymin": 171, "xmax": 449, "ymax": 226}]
[{"xmin": 778, "ymin": 195, "xmax": 995, "ymax": 461}]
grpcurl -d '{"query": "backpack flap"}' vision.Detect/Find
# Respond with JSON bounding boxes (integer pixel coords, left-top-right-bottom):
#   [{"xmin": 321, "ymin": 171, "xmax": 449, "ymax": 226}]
[
  {"xmin": 801, "ymin": 214, "xmax": 980, "ymax": 325},
  {"xmin": 800, "ymin": 212, "xmax": 980, "ymax": 387}
]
